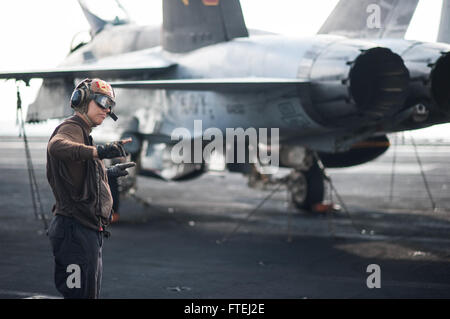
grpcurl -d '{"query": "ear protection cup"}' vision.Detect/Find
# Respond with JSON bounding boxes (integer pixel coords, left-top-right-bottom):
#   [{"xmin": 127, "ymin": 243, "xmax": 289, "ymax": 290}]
[
  {"xmin": 70, "ymin": 89, "xmax": 84, "ymax": 108},
  {"xmin": 70, "ymin": 78, "xmax": 92, "ymax": 109}
]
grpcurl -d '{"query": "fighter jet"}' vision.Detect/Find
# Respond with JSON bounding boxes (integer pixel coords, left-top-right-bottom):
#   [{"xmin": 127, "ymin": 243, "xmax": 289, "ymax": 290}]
[{"xmin": 1, "ymin": 0, "xmax": 450, "ymax": 211}]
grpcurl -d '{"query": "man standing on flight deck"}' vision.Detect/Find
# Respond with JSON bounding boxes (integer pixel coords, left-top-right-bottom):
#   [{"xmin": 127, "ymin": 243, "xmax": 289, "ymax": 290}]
[{"xmin": 46, "ymin": 78, "xmax": 135, "ymax": 298}]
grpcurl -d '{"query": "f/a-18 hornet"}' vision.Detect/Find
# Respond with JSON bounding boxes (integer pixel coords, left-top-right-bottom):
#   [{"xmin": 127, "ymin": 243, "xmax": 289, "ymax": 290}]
[{"xmin": 1, "ymin": 0, "xmax": 450, "ymax": 211}]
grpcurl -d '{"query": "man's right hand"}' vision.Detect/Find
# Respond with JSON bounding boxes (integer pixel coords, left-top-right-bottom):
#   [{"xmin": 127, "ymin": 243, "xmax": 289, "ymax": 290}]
[{"xmin": 96, "ymin": 138, "xmax": 132, "ymax": 159}]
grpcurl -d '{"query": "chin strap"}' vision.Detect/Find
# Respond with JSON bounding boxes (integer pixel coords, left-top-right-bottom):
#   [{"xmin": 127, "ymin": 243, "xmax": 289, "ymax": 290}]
[{"xmin": 81, "ymin": 112, "xmax": 95, "ymax": 129}]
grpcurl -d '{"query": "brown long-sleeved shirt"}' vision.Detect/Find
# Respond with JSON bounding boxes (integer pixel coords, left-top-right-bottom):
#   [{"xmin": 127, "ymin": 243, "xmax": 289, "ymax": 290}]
[{"xmin": 47, "ymin": 115, "xmax": 113, "ymax": 231}]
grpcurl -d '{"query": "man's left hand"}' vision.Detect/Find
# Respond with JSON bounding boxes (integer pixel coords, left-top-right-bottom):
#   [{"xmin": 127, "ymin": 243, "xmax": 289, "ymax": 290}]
[{"xmin": 107, "ymin": 162, "xmax": 136, "ymax": 178}]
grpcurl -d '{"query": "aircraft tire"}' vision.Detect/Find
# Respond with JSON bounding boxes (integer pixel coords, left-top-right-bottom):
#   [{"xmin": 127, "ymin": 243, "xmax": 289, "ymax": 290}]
[{"xmin": 291, "ymin": 162, "xmax": 325, "ymax": 211}]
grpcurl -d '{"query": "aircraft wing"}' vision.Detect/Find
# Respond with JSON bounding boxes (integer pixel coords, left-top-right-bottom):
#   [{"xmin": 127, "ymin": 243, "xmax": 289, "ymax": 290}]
[
  {"xmin": 0, "ymin": 63, "xmax": 176, "ymax": 83},
  {"xmin": 0, "ymin": 51, "xmax": 177, "ymax": 122},
  {"xmin": 318, "ymin": 0, "xmax": 419, "ymax": 39},
  {"xmin": 109, "ymin": 78, "xmax": 308, "ymax": 92},
  {"xmin": 0, "ymin": 47, "xmax": 176, "ymax": 82}
]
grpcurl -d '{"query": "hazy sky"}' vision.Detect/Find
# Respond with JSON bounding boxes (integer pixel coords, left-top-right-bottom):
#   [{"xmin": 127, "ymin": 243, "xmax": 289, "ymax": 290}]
[{"xmin": 0, "ymin": 0, "xmax": 447, "ymax": 137}]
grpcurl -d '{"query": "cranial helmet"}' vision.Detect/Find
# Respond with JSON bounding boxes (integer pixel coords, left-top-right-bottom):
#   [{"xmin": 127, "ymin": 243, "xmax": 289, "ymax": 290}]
[{"xmin": 70, "ymin": 78, "xmax": 118, "ymax": 121}]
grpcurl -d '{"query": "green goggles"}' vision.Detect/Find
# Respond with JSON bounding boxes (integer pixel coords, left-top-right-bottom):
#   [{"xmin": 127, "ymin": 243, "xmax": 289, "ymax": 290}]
[{"xmin": 93, "ymin": 94, "xmax": 115, "ymax": 110}]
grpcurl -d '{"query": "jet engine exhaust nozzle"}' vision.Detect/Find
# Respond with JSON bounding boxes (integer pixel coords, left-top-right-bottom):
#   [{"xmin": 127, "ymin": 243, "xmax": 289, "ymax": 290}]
[
  {"xmin": 431, "ymin": 51, "xmax": 450, "ymax": 114},
  {"xmin": 349, "ymin": 47, "xmax": 410, "ymax": 120},
  {"xmin": 307, "ymin": 42, "xmax": 409, "ymax": 127}
]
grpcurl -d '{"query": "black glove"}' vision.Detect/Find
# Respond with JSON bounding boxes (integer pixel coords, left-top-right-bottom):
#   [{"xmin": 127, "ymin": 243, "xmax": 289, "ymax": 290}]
[
  {"xmin": 107, "ymin": 162, "xmax": 136, "ymax": 179},
  {"xmin": 97, "ymin": 141, "xmax": 127, "ymax": 159}
]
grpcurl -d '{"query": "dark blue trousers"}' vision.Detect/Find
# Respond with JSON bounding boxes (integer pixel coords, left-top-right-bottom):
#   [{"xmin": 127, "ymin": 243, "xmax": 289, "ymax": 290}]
[{"xmin": 47, "ymin": 215, "xmax": 103, "ymax": 299}]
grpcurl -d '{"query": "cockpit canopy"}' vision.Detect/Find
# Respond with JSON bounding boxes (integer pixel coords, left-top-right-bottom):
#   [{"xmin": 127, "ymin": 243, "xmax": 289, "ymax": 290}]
[{"xmin": 78, "ymin": 0, "xmax": 130, "ymax": 35}]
